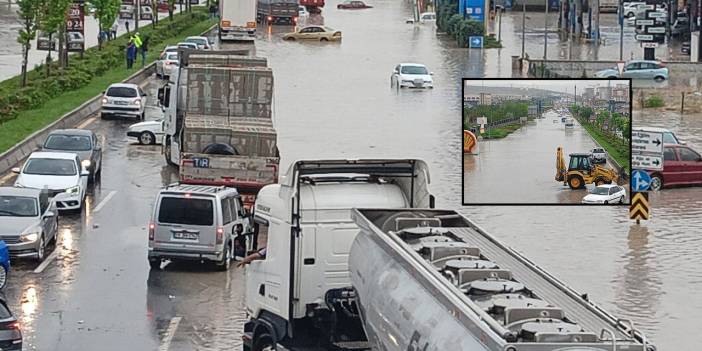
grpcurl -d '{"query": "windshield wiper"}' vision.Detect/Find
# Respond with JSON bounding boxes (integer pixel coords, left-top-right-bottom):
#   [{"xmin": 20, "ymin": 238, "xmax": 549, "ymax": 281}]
[{"xmin": 0, "ymin": 210, "xmax": 23, "ymax": 216}]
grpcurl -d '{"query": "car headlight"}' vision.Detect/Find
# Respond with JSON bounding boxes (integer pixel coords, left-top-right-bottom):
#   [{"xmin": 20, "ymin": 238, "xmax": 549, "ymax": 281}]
[
  {"xmin": 21, "ymin": 232, "xmax": 39, "ymax": 242},
  {"xmin": 66, "ymin": 186, "xmax": 80, "ymax": 194},
  {"xmin": 132, "ymin": 99, "xmax": 142, "ymax": 106},
  {"xmin": 102, "ymin": 97, "xmax": 109, "ymax": 104},
  {"xmin": 82, "ymin": 159, "xmax": 92, "ymax": 168}
]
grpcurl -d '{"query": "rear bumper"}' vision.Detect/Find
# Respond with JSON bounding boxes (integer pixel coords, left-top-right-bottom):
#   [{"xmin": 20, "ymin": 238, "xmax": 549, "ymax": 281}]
[
  {"xmin": 101, "ymin": 106, "xmax": 141, "ymax": 117},
  {"xmin": 148, "ymin": 247, "xmax": 223, "ymax": 262}
]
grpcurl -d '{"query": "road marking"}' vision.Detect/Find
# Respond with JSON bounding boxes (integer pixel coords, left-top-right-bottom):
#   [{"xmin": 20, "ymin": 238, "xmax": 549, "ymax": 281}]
[
  {"xmin": 76, "ymin": 116, "xmax": 97, "ymax": 129},
  {"xmin": 93, "ymin": 190, "xmax": 117, "ymax": 213},
  {"xmin": 159, "ymin": 316, "xmax": 182, "ymax": 351},
  {"xmin": 33, "ymin": 250, "xmax": 58, "ymax": 274}
]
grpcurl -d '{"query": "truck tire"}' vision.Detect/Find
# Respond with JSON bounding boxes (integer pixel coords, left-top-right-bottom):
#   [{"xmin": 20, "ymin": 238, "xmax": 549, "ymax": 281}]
[
  {"xmin": 567, "ymin": 175, "xmax": 585, "ymax": 189},
  {"xmin": 149, "ymin": 258, "xmax": 161, "ymax": 270},
  {"xmin": 594, "ymin": 177, "xmax": 606, "ymax": 186},
  {"xmin": 252, "ymin": 333, "xmax": 275, "ymax": 351},
  {"xmin": 164, "ymin": 140, "xmax": 177, "ymax": 166}
]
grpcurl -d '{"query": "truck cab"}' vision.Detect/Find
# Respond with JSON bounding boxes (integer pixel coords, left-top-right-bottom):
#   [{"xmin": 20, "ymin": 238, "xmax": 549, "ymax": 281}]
[{"xmin": 242, "ymin": 159, "xmax": 434, "ymax": 350}]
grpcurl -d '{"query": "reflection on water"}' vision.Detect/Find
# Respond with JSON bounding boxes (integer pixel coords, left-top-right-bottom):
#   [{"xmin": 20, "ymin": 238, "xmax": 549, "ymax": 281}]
[
  {"xmin": 21, "ymin": 286, "xmax": 37, "ymax": 317},
  {"xmin": 60, "ymin": 228, "xmax": 73, "ymax": 251}
]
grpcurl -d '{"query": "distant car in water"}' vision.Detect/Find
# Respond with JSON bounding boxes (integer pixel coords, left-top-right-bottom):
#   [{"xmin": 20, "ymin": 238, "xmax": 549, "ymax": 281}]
[
  {"xmin": 282, "ymin": 25, "xmax": 342, "ymax": 41},
  {"xmin": 682, "ymin": 41, "xmax": 691, "ymax": 55},
  {"xmin": 127, "ymin": 119, "xmax": 165, "ymax": 145},
  {"xmin": 648, "ymin": 144, "xmax": 702, "ymax": 190},
  {"xmin": 337, "ymin": 0, "xmax": 372, "ymax": 9},
  {"xmin": 156, "ymin": 52, "xmax": 179, "ymax": 78},
  {"xmin": 590, "ymin": 147, "xmax": 607, "ymax": 164},
  {"xmin": 390, "ymin": 63, "xmax": 434, "ymax": 89},
  {"xmin": 594, "ymin": 60, "xmax": 668, "ymax": 81},
  {"xmin": 176, "ymin": 42, "xmax": 199, "ymax": 50},
  {"xmin": 406, "ymin": 12, "xmax": 436, "ymax": 24},
  {"xmin": 582, "ymin": 184, "xmax": 627, "ymax": 204}
]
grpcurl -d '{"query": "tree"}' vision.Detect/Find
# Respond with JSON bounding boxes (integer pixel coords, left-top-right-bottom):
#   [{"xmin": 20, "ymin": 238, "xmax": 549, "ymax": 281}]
[
  {"xmin": 168, "ymin": 0, "xmax": 176, "ymax": 21},
  {"xmin": 17, "ymin": 0, "xmax": 40, "ymax": 87},
  {"xmin": 38, "ymin": 0, "xmax": 72, "ymax": 74},
  {"xmin": 89, "ymin": 0, "xmax": 120, "ymax": 50}
]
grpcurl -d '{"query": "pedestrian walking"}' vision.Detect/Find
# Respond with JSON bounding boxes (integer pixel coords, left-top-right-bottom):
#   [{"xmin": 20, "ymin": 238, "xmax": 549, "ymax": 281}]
[
  {"xmin": 111, "ymin": 22, "xmax": 118, "ymax": 40},
  {"xmin": 125, "ymin": 20, "xmax": 130, "ymax": 34},
  {"xmin": 140, "ymin": 36, "xmax": 149, "ymax": 67},
  {"xmin": 126, "ymin": 40, "xmax": 137, "ymax": 69},
  {"xmin": 209, "ymin": 3, "xmax": 216, "ymax": 19}
]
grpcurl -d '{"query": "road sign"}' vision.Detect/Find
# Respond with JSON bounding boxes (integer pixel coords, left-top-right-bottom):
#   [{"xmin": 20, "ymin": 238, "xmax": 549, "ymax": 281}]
[
  {"xmin": 617, "ymin": 61, "xmax": 625, "ymax": 74},
  {"xmin": 641, "ymin": 42, "xmax": 658, "ymax": 48},
  {"xmin": 631, "ymin": 170, "xmax": 651, "ymax": 192},
  {"xmin": 641, "ymin": 4, "xmax": 654, "ymax": 10},
  {"xmin": 647, "ymin": 11, "xmax": 666, "ymax": 18},
  {"xmin": 635, "ymin": 34, "xmax": 654, "ymax": 41},
  {"xmin": 476, "ymin": 117, "xmax": 487, "ymax": 125},
  {"xmin": 632, "ymin": 154, "xmax": 663, "ymax": 170},
  {"xmin": 630, "ymin": 192, "xmax": 650, "ymax": 221},
  {"xmin": 646, "ymin": 26, "xmax": 666, "ymax": 34},
  {"xmin": 632, "ymin": 130, "xmax": 663, "ymax": 154},
  {"xmin": 636, "ymin": 19, "xmax": 654, "ymax": 25},
  {"xmin": 469, "ymin": 36, "xmax": 484, "ymax": 48}
]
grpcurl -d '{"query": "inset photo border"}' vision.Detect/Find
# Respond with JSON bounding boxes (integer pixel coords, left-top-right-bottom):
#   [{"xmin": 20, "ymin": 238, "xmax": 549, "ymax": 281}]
[{"xmin": 462, "ymin": 78, "xmax": 632, "ymax": 206}]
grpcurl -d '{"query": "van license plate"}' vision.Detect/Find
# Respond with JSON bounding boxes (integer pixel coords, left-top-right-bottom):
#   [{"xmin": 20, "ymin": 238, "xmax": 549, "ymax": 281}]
[
  {"xmin": 192, "ymin": 157, "xmax": 210, "ymax": 168},
  {"xmin": 174, "ymin": 232, "xmax": 198, "ymax": 240}
]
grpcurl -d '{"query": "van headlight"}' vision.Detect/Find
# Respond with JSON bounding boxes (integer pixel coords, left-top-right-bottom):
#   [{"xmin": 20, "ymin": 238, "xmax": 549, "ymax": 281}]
[
  {"xmin": 81, "ymin": 159, "xmax": 91, "ymax": 168},
  {"xmin": 21, "ymin": 232, "xmax": 39, "ymax": 242},
  {"xmin": 66, "ymin": 186, "xmax": 80, "ymax": 194}
]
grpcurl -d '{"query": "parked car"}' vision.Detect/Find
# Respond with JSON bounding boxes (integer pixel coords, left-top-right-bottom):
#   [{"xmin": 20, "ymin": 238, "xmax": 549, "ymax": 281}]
[
  {"xmin": 159, "ymin": 45, "xmax": 179, "ymax": 58},
  {"xmin": 337, "ymin": 0, "xmax": 372, "ymax": 9},
  {"xmin": 406, "ymin": 12, "xmax": 436, "ymax": 24},
  {"xmin": 648, "ymin": 144, "xmax": 702, "ymax": 190},
  {"xmin": 0, "ymin": 296, "xmax": 22, "ymax": 350},
  {"xmin": 0, "ymin": 241, "xmax": 9, "ymax": 289},
  {"xmin": 682, "ymin": 41, "xmax": 691, "ymax": 55},
  {"xmin": 390, "ymin": 63, "xmax": 434, "ymax": 89},
  {"xmin": 590, "ymin": 147, "xmax": 607, "ymax": 164},
  {"xmin": 176, "ymin": 42, "xmax": 199, "ymax": 50},
  {"xmin": 282, "ymin": 25, "xmax": 342, "ymax": 41},
  {"xmin": 101, "ymin": 83, "xmax": 147, "ymax": 120},
  {"xmin": 147, "ymin": 184, "xmax": 253, "ymax": 270},
  {"xmin": 594, "ymin": 60, "xmax": 668, "ymax": 81},
  {"xmin": 66, "ymin": 32, "xmax": 84, "ymax": 51},
  {"xmin": 184, "ymin": 36, "xmax": 212, "ymax": 50},
  {"xmin": 634, "ymin": 126, "xmax": 685, "ymax": 145},
  {"xmin": 127, "ymin": 119, "xmax": 165, "ymax": 145},
  {"xmin": 156, "ymin": 52, "xmax": 179, "ymax": 78},
  {"xmin": 42, "ymin": 129, "xmax": 102, "ymax": 183},
  {"xmin": 582, "ymin": 184, "xmax": 627, "ymax": 204},
  {"xmin": 0, "ymin": 187, "xmax": 58, "ymax": 262},
  {"xmin": 671, "ymin": 17, "xmax": 690, "ymax": 38},
  {"xmin": 13, "ymin": 152, "xmax": 89, "ymax": 212}
]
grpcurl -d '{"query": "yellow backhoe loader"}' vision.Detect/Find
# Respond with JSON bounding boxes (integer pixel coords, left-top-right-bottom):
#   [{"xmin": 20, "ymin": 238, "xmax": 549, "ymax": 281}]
[{"xmin": 555, "ymin": 147, "xmax": 618, "ymax": 189}]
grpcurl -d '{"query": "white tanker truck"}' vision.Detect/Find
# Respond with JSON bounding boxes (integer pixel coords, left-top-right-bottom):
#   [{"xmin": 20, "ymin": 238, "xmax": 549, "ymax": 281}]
[{"xmin": 241, "ymin": 159, "xmax": 654, "ymax": 351}]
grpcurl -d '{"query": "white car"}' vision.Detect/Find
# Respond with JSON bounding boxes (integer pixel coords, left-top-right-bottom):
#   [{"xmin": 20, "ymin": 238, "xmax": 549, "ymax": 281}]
[
  {"xmin": 184, "ymin": 36, "xmax": 212, "ymax": 50},
  {"xmin": 391, "ymin": 63, "xmax": 434, "ymax": 88},
  {"xmin": 101, "ymin": 83, "xmax": 147, "ymax": 120},
  {"xmin": 406, "ymin": 12, "xmax": 436, "ymax": 24},
  {"xmin": 156, "ymin": 52, "xmax": 178, "ymax": 78},
  {"xmin": 13, "ymin": 152, "xmax": 89, "ymax": 211},
  {"xmin": 582, "ymin": 184, "xmax": 627, "ymax": 204},
  {"xmin": 591, "ymin": 147, "xmax": 607, "ymax": 163},
  {"xmin": 127, "ymin": 119, "xmax": 165, "ymax": 145},
  {"xmin": 177, "ymin": 42, "xmax": 199, "ymax": 50}
]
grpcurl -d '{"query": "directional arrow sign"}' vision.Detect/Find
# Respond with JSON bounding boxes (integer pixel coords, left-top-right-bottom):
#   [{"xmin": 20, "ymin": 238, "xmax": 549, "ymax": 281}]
[
  {"xmin": 646, "ymin": 26, "xmax": 666, "ymax": 34},
  {"xmin": 636, "ymin": 34, "xmax": 654, "ymax": 41},
  {"xmin": 630, "ymin": 192, "xmax": 650, "ymax": 221},
  {"xmin": 636, "ymin": 19, "xmax": 654, "ymax": 25},
  {"xmin": 632, "ymin": 130, "xmax": 664, "ymax": 153},
  {"xmin": 641, "ymin": 4, "xmax": 654, "ymax": 10},
  {"xmin": 647, "ymin": 11, "xmax": 666, "ymax": 18},
  {"xmin": 632, "ymin": 154, "xmax": 663, "ymax": 170},
  {"xmin": 641, "ymin": 42, "xmax": 659, "ymax": 48},
  {"xmin": 469, "ymin": 36, "xmax": 483, "ymax": 48},
  {"xmin": 631, "ymin": 169, "xmax": 652, "ymax": 191}
]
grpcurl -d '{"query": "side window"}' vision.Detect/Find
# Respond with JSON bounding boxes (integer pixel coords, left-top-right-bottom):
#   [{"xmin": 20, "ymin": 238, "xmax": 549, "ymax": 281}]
[
  {"xmin": 609, "ymin": 187, "xmax": 616, "ymax": 195},
  {"xmin": 300, "ymin": 27, "xmax": 312, "ymax": 33},
  {"xmin": 76, "ymin": 157, "xmax": 82, "ymax": 171},
  {"xmin": 228, "ymin": 197, "xmax": 239, "ymax": 221},
  {"xmin": 678, "ymin": 147, "xmax": 701, "ymax": 162},
  {"xmin": 663, "ymin": 147, "xmax": 677, "ymax": 161},
  {"xmin": 662, "ymin": 132, "xmax": 677, "ymax": 144},
  {"xmin": 221, "ymin": 198, "xmax": 233, "ymax": 224},
  {"xmin": 253, "ymin": 215, "xmax": 270, "ymax": 255},
  {"xmin": 626, "ymin": 63, "xmax": 638, "ymax": 71}
]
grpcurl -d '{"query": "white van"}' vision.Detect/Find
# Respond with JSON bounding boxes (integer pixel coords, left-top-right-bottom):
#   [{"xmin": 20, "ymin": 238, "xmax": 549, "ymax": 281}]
[{"xmin": 148, "ymin": 184, "xmax": 253, "ymax": 270}]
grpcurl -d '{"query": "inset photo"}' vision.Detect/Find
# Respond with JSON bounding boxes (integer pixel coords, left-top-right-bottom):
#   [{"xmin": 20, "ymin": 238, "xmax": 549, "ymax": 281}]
[{"xmin": 462, "ymin": 79, "xmax": 631, "ymax": 205}]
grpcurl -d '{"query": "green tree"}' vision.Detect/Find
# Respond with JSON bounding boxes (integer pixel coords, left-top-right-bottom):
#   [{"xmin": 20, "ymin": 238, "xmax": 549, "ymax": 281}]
[
  {"xmin": 38, "ymin": 0, "xmax": 72, "ymax": 74},
  {"xmin": 89, "ymin": 0, "xmax": 120, "ymax": 49},
  {"xmin": 168, "ymin": 0, "xmax": 176, "ymax": 21},
  {"xmin": 16, "ymin": 0, "xmax": 41, "ymax": 87}
]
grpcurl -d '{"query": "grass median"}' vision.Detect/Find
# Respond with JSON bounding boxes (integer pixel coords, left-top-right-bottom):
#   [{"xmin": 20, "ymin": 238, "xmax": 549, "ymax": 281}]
[
  {"xmin": 0, "ymin": 10, "xmax": 216, "ymax": 154},
  {"xmin": 578, "ymin": 121, "xmax": 630, "ymax": 174},
  {"xmin": 481, "ymin": 123, "xmax": 522, "ymax": 139}
]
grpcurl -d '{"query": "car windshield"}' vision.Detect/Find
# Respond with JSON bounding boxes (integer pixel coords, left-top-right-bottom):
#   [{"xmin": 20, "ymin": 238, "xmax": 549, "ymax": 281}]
[
  {"xmin": 401, "ymin": 65, "xmax": 428, "ymax": 74},
  {"xmin": 591, "ymin": 187, "xmax": 610, "ymax": 195},
  {"xmin": 187, "ymin": 38, "xmax": 207, "ymax": 45},
  {"xmin": 23, "ymin": 158, "xmax": 77, "ymax": 176},
  {"xmin": 167, "ymin": 53, "xmax": 178, "ymax": 61},
  {"xmin": 106, "ymin": 87, "xmax": 137, "ymax": 98},
  {"xmin": 44, "ymin": 134, "xmax": 92, "ymax": 151},
  {"xmin": 0, "ymin": 195, "xmax": 38, "ymax": 217},
  {"xmin": 158, "ymin": 197, "xmax": 213, "ymax": 226}
]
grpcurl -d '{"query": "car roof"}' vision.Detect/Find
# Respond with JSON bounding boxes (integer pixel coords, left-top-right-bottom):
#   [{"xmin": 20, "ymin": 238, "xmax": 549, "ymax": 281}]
[
  {"xmin": 595, "ymin": 184, "xmax": 620, "ymax": 189},
  {"xmin": 28, "ymin": 151, "xmax": 79, "ymax": 160},
  {"xmin": 107, "ymin": 83, "xmax": 139, "ymax": 89},
  {"xmin": 48, "ymin": 129, "xmax": 93, "ymax": 136},
  {"xmin": 399, "ymin": 63, "xmax": 427, "ymax": 67},
  {"xmin": 569, "ymin": 153, "xmax": 592, "ymax": 156},
  {"xmin": 0, "ymin": 186, "xmax": 42, "ymax": 197},
  {"xmin": 634, "ymin": 126, "xmax": 672, "ymax": 133},
  {"xmin": 629, "ymin": 59, "xmax": 660, "ymax": 64}
]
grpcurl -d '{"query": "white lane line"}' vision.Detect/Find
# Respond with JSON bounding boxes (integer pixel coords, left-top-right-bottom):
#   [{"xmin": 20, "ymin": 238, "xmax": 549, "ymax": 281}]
[
  {"xmin": 33, "ymin": 250, "xmax": 58, "ymax": 274},
  {"xmin": 93, "ymin": 190, "xmax": 117, "ymax": 213},
  {"xmin": 159, "ymin": 316, "xmax": 182, "ymax": 351},
  {"xmin": 76, "ymin": 116, "xmax": 97, "ymax": 129}
]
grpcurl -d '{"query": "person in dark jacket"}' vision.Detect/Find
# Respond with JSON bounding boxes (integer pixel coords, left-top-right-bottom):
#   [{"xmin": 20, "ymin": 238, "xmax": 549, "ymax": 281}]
[
  {"xmin": 126, "ymin": 40, "xmax": 137, "ymax": 69},
  {"xmin": 140, "ymin": 36, "xmax": 149, "ymax": 67}
]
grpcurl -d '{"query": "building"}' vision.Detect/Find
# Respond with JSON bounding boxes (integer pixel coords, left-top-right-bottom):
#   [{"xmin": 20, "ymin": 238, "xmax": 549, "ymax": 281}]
[
  {"xmin": 596, "ymin": 86, "xmax": 611, "ymax": 100},
  {"xmin": 464, "ymin": 93, "xmax": 492, "ymax": 106},
  {"xmin": 612, "ymin": 84, "xmax": 629, "ymax": 103},
  {"xmin": 479, "ymin": 93, "xmax": 492, "ymax": 105}
]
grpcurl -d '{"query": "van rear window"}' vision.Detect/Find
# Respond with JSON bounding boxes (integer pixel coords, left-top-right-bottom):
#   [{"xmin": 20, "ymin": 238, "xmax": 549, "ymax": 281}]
[{"xmin": 158, "ymin": 197, "xmax": 213, "ymax": 226}]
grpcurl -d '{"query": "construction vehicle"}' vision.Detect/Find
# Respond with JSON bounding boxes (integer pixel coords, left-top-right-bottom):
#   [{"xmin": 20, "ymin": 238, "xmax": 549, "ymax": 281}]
[{"xmin": 555, "ymin": 147, "xmax": 618, "ymax": 189}]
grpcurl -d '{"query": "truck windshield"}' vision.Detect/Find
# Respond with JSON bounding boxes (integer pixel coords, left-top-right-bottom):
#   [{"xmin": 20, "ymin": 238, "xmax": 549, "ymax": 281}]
[{"xmin": 158, "ymin": 197, "xmax": 214, "ymax": 226}]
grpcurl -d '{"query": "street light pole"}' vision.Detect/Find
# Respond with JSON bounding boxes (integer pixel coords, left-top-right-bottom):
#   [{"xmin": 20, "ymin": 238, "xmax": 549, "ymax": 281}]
[
  {"xmin": 498, "ymin": 10, "xmax": 502, "ymax": 43},
  {"xmin": 521, "ymin": 3, "xmax": 526, "ymax": 59},
  {"xmin": 619, "ymin": 0, "xmax": 623, "ymax": 60},
  {"xmin": 544, "ymin": 0, "xmax": 549, "ymax": 60}
]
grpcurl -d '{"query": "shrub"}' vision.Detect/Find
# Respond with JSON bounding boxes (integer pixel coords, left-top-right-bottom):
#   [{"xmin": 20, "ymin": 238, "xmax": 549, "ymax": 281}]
[{"xmin": 644, "ymin": 95, "xmax": 665, "ymax": 108}]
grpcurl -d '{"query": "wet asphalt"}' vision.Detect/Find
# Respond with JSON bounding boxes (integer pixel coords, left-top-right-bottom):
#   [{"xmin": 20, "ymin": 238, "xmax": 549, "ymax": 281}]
[{"xmin": 0, "ymin": 0, "xmax": 699, "ymax": 350}]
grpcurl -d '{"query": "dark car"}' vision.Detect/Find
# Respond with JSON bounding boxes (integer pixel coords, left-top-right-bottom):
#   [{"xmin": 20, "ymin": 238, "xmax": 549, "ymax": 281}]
[
  {"xmin": 648, "ymin": 144, "xmax": 702, "ymax": 190},
  {"xmin": 337, "ymin": 0, "xmax": 372, "ymax": 9},
  {"xmin": 0, "ymin": 297, "xmax": 22, "ymax": 350},
  {"xmin": 681, "ymin": 41, "xmax": 691, "ymax": 55},
  {"xmin": 42, "ymin": 129, "xmax": 102, "ymax": 182}
]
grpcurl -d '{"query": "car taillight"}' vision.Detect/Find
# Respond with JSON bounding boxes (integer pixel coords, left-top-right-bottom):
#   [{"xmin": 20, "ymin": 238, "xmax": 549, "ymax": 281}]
[
  {"xmin": 216, "ymin": 227, "xmax": 224, "ymax": 244},
  {"xmin": 149, "ymin": 223, "xmax": 155, "ymax": 240},
  {"xmin": 7, "ymin": 322, "xmax": 20, "ymax": 330}
]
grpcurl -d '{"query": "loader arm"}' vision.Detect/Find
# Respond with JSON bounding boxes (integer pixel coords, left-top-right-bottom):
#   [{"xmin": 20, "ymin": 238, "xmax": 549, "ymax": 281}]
[{"xmin": 555, "ymin": 146, "xmax": 566, "ymax": 182}]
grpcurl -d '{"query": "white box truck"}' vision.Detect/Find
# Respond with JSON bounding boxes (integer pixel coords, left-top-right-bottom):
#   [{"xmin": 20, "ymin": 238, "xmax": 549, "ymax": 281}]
[{"xmin": 220, "ymin": 0, "xmax": 257, "ymax": 42}]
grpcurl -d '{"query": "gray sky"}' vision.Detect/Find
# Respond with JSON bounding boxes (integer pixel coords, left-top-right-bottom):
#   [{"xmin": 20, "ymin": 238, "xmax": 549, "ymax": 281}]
[{"xmin": 464, "ymin": 79, "xmax": 629, "ymax": 94}]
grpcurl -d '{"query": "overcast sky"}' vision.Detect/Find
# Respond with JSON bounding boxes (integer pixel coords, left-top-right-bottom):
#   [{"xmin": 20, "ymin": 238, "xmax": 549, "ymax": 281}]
[{"xmin": 464, "ymin": 79, "xmax": 630, "ymax": 94}]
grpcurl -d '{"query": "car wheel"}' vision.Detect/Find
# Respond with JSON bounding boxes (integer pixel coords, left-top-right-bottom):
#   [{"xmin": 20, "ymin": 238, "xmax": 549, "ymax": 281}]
[
  {"xmin": 650, "ymin": 174, "xmax": 663, "ymax": 190},
  {"xmin": 627, "ymin": 12, "xmax": 634, "ymax": 17},
  {"xmin": 654, "ymin": 76, "xmax": 665, "ymax": 82},
  {"xmin": 216, "ymin": 242, "xmax": 232, "ymax": 271},
  {"xmin": 604, "ymin": 200, "xmax": 608, "ymax": 204},
  {"xmin": 320, "ymin": 37, "xmax": 328, "ymax": 42},
  {"xmin": 139, "ymin": 131, "xmax": 156, "ymax": 145},
  {"xmin": 0, "ymin": 265, "xmax": 7, "ymax": 290},
  {"xmin": 619, "ymin": 196, "xmax": 625, "ymax": 204},
  {"xmin": 36, "ymin": 235, "xmax": 46, "ymax": 262},
  {"xmin": 149, "ymin": 258, "xmax": 161, "ymax": 270},
  {"xmin": 253, "ymin": 333, "xmax": 275, "ymax": 351}
]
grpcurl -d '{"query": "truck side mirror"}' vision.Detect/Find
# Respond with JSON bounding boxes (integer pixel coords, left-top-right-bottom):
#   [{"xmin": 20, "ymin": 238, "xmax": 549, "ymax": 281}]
[
  {"xmin": 429, "ymin": 195, "xmax": 435, "ymax": 209},
  {"xmin": 157, "ymin": 86, "xmax": 164, "ymax": 102}
]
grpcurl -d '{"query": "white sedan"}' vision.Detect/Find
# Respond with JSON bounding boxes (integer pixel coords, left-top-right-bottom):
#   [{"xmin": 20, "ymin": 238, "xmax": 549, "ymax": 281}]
[
  {"xmin": 391, "ymin": 63, "xmax": 434, "ymax": 89},
  {"xmin": 156, "ymin": 52, "xmax": 178, "ymax": 79},
  {"xmin": 127, "ymin": 119, "xmax": 164, "ymax": 145},
  {"xmin": 582, "ymin": 184, "xmax": 627, "ymax": 204},
  {"xmin": 13, "ymin": 152, "xmax": 89, "ymax": 211}
]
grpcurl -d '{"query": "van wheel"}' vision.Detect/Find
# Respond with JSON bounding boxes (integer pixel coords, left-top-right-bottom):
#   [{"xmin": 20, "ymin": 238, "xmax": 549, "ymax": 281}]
[
  {"xmin": 216, "ymin": 242, "xmax": 232, "ymax": 271},
  {"xmin": 253, "ymin": 333, "xmax": 275, "ymax": 351},
  {"xmin": 149, "ymin": 258, "xmax": 161, "ymax": 270}
]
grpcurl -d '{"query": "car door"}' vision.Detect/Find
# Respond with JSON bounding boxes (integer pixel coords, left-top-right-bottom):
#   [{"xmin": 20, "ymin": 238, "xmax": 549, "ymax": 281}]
[
  {"xmin": 622, "ymin": 62, "xmax": 640, "ymax": 78},
  {"xmin": 676, "ymin": 146, "xmax": 702, "ymax": 185},
  {"xmin": 220, "ymin": 196, "xmax": 236, "ymax": 251},
  {"xmin": 39, "ymin": 196, "xmax": 56, "ymax": 241},
  {"xmin": 662, "ymin": 146, "xmax": 682, "ymax": 184}
]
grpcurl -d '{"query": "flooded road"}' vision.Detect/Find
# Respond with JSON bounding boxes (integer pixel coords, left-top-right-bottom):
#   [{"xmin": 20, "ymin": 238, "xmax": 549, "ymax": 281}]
[
  {"xmin": 0, "ymin": 0, "xmax": 698, "ymax": 350},
  {"xmin": 463, "ymin": 109, "xmax": 623, "ymax": 203}
]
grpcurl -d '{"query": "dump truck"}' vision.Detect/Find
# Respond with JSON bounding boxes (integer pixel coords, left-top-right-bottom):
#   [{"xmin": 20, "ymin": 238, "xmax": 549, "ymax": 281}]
[
  {"xmin": 257, "ymin": 0, "xmax": 298, "ymax": 24},
  {"xmin": 219, "ymin": 0, "xmax": 257, "ymax": 41},
  {"xmin": 159, "ymin": 49, "xmax": 279, "ymax": 208}
]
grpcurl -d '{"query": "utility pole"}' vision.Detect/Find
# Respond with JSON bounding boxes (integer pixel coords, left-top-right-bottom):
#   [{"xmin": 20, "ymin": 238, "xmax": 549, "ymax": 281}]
[
  {"xmin": 521, "ymin": 3, "xmax": 526, "ymax": 60},
  {"xmin": 498, "ymin": 9, "xmax": 503, "ymax": 43},
  {"xmin": 619, "ymin": 0, "xmax": 624, "ymax": 60},
  {"xmin": 135, "ymin": 0, "xmax": 140, "ymax": 31},
  {"xmin": 544, "ymin": 0, "xmax": 549, "ymax": 60}
]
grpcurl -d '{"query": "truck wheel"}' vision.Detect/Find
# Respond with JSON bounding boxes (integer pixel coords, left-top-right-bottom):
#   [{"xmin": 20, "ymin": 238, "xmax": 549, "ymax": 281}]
[
  {"xmin": 594, "ymin": 177, "xmax": 606, "ymax": 186},
  {"xmin": 253, "ymin": 333, "xmax": 275, "ymax": 351},
  {"xmin": 567, "ymin": 175, "xmax": 584, "ymax": 189},
  {"xmin": 149, "ymin": 258, "xmax": 161, "ymax": 270},
  {"xmin": 164, "ymin": 141, "xmax": 177, "ymax": 166}
]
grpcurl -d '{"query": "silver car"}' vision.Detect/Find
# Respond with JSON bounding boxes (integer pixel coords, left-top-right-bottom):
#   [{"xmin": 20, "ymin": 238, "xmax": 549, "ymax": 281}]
[
  {"xmin": 0, "ymin": 187, "xmax": 58, "ymax": 262},
  {"xmin": 42, "ymin": 129, "xmax": 102, "ymax": 182}
]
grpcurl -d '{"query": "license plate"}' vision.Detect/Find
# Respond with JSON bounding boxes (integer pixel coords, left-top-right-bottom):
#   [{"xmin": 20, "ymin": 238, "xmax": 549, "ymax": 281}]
[
  {"xmin": 192, "ymin": 157, "xmax": 210, "ymax": 168},
  {"xmin": 173, "ymin": 232, "xmax": 198, "ymax": 240},
  {"xmin": 114, "ymin": 101, "xmax": 128, "ymax": 105}
]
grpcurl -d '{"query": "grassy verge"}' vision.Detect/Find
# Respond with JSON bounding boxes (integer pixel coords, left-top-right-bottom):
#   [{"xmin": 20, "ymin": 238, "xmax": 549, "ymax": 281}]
[
  {"xmin": 577, "ymin": 121, "xmax": 630, "ymax": 174},
  {"xmin": 0, "ymin": 12, "xmax": 215, "ymax": 154},
  {"xmin": 481, "ymin": 123, "xmax": 522, "ymax": 139}
]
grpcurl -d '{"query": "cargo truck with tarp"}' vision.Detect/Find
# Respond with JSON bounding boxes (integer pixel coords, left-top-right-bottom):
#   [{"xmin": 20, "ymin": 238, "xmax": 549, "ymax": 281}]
[{"xmin": 158, "ymin": 49, "xmax": 279, "ymax": 208}]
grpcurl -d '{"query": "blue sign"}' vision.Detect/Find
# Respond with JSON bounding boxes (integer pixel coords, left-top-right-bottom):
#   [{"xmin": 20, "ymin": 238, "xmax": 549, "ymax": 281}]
[
  {"xmin": 469, "ymin": 36, "xmax": 483, "ymax": 48},
  {"xmin": 631, "ymin": 170, "xmax": 651, "ymax": 192},
  {"xmin": 459, "ymin": 0, "xmax": 485, "ymax": 21}
]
